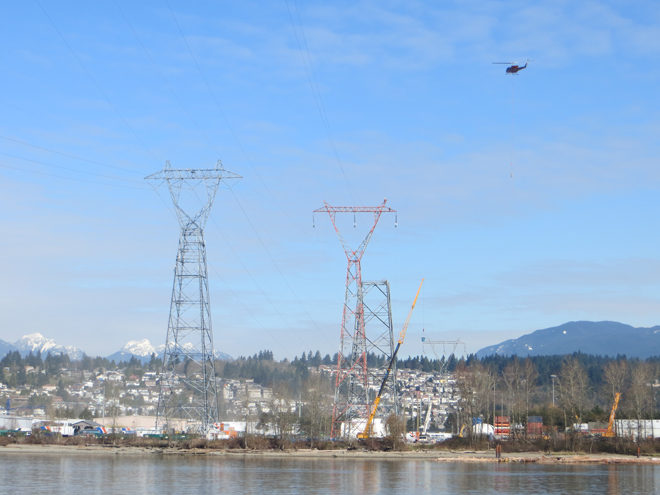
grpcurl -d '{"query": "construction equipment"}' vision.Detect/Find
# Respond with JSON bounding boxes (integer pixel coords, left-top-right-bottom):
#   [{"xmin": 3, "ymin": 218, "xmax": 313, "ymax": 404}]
[
  {"xmin": 422, "ymin": 400, "xmax": 433, "ymax": 436},
  {"xmin": 315, "ymin": 200, "xmax": 396, "ymax": 439},
  {"xmin": 358, "ymin": 279, "xmax": 424, "ymax": 439},
  {"xmin": 604, "ymin": 392, "xmax": 621, "ymax": 438},
  {"xmin": 458, "ymin": 424, "xmax": 467, "ymax": 438}
]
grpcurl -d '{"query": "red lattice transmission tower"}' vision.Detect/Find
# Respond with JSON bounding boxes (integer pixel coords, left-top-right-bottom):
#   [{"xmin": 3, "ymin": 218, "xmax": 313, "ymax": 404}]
[{"xmin": 314, "ymin": 199, "xmax": 396, "ymax": 438}]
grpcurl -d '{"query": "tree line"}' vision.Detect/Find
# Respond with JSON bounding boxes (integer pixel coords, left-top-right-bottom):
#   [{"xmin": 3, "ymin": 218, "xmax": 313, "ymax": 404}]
[
  {"xmin": 455, "ymin": 352, "xmax": 660, "ymax": 439},
  {"xmin": 6, "ymin": 347, "xmax": 660, "ymax": 439}
]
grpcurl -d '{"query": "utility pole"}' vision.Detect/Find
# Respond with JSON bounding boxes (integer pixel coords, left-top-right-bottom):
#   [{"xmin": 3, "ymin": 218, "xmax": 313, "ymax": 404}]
[
  {"xmin": 146, "ymin": 160, "xmax": 241, "ymax": 436},
  {"xmin": 314, "ymin": 200, "xmax": 396, "ymax": 439}
]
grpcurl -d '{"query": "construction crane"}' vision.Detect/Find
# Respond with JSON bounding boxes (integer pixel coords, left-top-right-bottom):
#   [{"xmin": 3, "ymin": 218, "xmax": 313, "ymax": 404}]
[
  {"xmin": 358, "ymin": 279, "xmax": 424, "ymax": 439},
  {"xmin": 421, "ymin": 401, "xmax": 433, "ymax": 436},
  {"xmin": 458, "ymin": 424, "xmax": 467, "ymax": 438},
  {"xmin": 604, "ymin": 392, "xmax": 621, "ymax": 438}
]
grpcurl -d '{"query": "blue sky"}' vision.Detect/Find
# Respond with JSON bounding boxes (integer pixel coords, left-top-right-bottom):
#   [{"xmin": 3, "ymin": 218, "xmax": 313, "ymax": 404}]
[{"xmin": 1, "ymin": 0, "xmax": 660, "ymax": 359}]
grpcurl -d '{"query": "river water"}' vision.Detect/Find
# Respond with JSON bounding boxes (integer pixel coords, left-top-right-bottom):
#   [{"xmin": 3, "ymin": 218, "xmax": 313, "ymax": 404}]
[{"xmin": 1, "ymin": 454, "xmax": 659, "ymax": 494}]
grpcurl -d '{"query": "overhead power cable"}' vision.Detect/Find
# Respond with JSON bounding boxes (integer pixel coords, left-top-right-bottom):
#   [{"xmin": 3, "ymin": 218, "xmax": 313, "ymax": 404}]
[
  {"xmin": 284, "ymin": 0, "xmax": 359, "ymax": 203},
  {"xmin": 0, "ymin": 135, "xmax": 142, "ymax": 175},
  {"xmin": 163, "ymin": 0, "xmax": 313, "ymax": 240},
  {"xmin": 187, "ymin": 188, "xmax": 312, "ymax": 350},
  {"xmin": 0, "ymin": 151, "xmax": 145, "ymax": 185},
  {"xmin": 208, "ymin": 215, "xmax": 311, "ymax": 351},
  {"xmin": 114, "ymin": 1, "xmax": 221, "ymax": 156},
  {"xmin": 207, "ymin": 263, "xmax": 293, "ymax": 357},
  {"xmin": 35, "ymin": 0, "xmax": 159, "ymax": 169},
  {"xmin": 0, "ymin": 161, "xmax": 145, "ymax": 190},
  {"xmin": 153, "ymin": 185, "xmax": 295, "ymax": 356},
  {"xmin": 229, "ymin": 188, "xmax": 333, "ymax": 347}
]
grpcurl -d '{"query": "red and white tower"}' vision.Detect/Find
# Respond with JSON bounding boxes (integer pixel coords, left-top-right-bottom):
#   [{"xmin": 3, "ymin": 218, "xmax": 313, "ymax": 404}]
[{"xmin": 314, "ymin": 199, "xmax": 396, "ymax": 438}]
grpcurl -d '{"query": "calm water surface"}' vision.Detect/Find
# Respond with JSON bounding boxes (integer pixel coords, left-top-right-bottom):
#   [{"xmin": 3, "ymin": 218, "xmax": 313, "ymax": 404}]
[{"xmin": 1, "ymin": 453, "xmax": 659, "ymax": 494}]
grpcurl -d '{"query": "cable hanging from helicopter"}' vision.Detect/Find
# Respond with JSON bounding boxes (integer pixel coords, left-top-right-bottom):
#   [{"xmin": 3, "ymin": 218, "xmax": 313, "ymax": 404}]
[{"xmin": 492, "ymin": 59, "xmax": 532, "ymax": 179}]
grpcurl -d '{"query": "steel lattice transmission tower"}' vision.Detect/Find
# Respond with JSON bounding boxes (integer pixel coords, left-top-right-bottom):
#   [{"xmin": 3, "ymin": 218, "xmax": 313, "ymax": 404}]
[
  {"xmin": 314, "ymin": 199, "xmax": 396, "ymax": 438},
  {"xmin": 146, "ymin": 160, "xmax": 241, "ymax": 435},
  {"xmin": 362, "ymin": 280, "xmax": 398, "ymax": 419}
]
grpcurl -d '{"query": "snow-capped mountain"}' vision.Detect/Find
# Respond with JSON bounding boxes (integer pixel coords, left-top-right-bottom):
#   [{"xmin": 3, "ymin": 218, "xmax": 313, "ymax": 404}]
[
  {"xmin": 11, "ymin": 333, "xmax": 85, "ymax": 360},
  {"xmin": 123, "ymin": 339, "xmax": 165, "ymax": 357},
  {"xmin": 106, "ymin": 339, "xmax": 165, "ymax": 364},
  {"xmin": 107, "ymin": 339, "xmax": 232, "ymax": 363},
  {"xmin": 0, "ymin": 333, "xmax": 233, "ymax": 363}
]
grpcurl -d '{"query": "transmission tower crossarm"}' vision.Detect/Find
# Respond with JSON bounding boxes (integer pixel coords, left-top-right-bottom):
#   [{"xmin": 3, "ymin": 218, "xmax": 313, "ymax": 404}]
[
  {"xmin": 313, "ymin": 203, "xmax": 397, "ymax": 214},
  {"xmin": 145, "ymin": 160, "xmax": 243, "ymax": 181},
  {"xmin": 314, "ymin": 199, "xmax": 396, "ymax": 261}
]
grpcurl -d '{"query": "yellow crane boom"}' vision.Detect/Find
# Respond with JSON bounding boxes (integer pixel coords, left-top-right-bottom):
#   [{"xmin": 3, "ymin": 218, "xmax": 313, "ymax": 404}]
[
  {"xmin": 604, "ymin": 392, "xmax": 620, "ymax": 438},
  {"xmin": 358, "ymin": 279, "xmax": 424, "ymax": 439}
]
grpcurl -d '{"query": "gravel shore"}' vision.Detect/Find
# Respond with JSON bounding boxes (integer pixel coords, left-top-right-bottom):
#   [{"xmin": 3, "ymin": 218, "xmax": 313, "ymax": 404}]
[{"xmin": 2, "ymin": 444, "xmax": 660, "ymax": 463}]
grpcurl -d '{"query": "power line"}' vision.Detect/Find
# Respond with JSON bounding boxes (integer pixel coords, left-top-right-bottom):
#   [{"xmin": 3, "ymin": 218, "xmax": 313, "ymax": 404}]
[
  {"xmin": 162, "ymin": 4, "xmax": 330, "ymax": 347},
  {"xmin": 0, "ymin": 161, "xmax": 146, "ymax": 190},
  {"xmin": 186, "ymin": 187, "xmax": 312, "ymax": 350},
  {"xmin": 209, "ymin": 215, "xmax": 311, "ymax": 351},
  {"xmin": 163, "ymin": 0, "xmax": 313, "ymax": 240},
  {"xmin": 0, "ymin": 135, "xmax": 142, "ymax": 175},
  {"xmin": 113, "ymin": 0, "xmax": 221, "ymax": 156},
  {"xmin": 0, "ymin": 151, "xmax": 145, "ymax": 185},
  {"xmin": 207, "ymin": 263, "xmax": 293, "ymax": 357},
  {"xmin": 160, "ymin": 5, "xmax": 332, "ymax": 350},
  {"xmin": 35, "ymin": 0, "xmax": 159, "ymax": 169},
  {"xmin": 149, "ymin": 184, "xmax": 294, "ymax": 357},
  {"xmin": 229, "ymin": 188, "xmax": 334, "ymax": 347},
  {"xmin": 285, "ymin": 0, "xmax": 359, "ymax": 203}
]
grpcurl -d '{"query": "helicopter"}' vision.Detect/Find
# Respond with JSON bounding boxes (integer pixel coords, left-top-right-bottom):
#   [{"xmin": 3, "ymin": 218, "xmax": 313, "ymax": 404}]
[{"xmin": 493, "ymin": 60, "xmax": 529, "ymax": 74}]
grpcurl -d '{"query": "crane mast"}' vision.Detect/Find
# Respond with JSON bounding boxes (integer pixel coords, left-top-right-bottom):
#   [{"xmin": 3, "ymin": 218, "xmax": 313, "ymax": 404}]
[{"xmin": 604, "ymin": 392, "xmax": 621, "ymax": 438}]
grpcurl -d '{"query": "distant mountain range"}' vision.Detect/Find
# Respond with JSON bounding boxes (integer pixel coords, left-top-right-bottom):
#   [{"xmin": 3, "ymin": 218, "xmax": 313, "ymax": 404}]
[
  {"xmin": 106, "ymin": 339, "xmax": 166, "ymax": 363},
  {"xmin": 106, "ymin": 339, "xmax": 233, "ymax": 363},
  {"xmin": 476, "ymin": 321, "xmax": 660, "ymax": 359},
  {"xmin": 0, "ymin": 333, "xmax": 233, "ymax": 362},
  {"xmin": 11, "ymin": 321, "xmax": 659, "ymax": 363},
  {"xmin": 0, "ymin": 333, "xmax": 85, "ymax": 360}
]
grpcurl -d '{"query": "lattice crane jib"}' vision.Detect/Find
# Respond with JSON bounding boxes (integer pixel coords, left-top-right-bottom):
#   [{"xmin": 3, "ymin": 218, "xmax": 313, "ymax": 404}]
[
  {"xmin": 146, "ymin": 160, "xmax": 241, "ymax": 435},
  {"xmin": 314, "ymin": 199, "xmax": 396, "ymax": 439}
]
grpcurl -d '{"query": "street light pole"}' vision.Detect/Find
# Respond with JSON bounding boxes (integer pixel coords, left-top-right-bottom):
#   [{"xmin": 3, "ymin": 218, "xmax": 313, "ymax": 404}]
[{"xmin": 550, "ymin": 375, "xmax": 557, "ymax": 407}]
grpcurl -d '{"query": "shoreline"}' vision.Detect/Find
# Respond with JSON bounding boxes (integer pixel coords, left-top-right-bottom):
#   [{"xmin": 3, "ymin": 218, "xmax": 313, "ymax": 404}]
[{"xmin": 2, "ymin": 444, "xmax": 660, "ymax": 464}]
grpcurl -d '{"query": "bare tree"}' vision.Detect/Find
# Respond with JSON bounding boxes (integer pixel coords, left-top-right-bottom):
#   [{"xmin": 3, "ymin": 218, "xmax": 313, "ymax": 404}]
[
  {"xmin": 603, "ymin": 360, "xmax": 628, "ymax": 401},
  {"xmin": 521, "ymin": 358, "xmax": 538, "ymax": 426},
  {"xmin": 502, "ymin": 359, "xmax": 523, "ymax": 439},
  {"xmin": 267, "ymin": 382, "xmax": 296, "ymax": 441},
  {"xmin": 385, "ymin": 413, "xmax": 406, "ymax": 450},
  {"xmin": 629, "ymin": 361, "xmax": 654, "ymax": 442},
  {"xmin": 456, "ymin": 361, "xmax": 494, "ymax": 442},
  {"xmin": 299, "ymin": 374, "xmax": 333, "ymax": 446},
  {"xmin": 559, "ymin": 357, "xmax": 589, "ymax": 435}
]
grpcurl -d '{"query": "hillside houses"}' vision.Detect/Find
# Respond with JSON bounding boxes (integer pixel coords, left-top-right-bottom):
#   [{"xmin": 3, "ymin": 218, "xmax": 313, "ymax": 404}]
[{"xmin": 0, "ymin": 350, "xmax": 460, "ymax": 437}]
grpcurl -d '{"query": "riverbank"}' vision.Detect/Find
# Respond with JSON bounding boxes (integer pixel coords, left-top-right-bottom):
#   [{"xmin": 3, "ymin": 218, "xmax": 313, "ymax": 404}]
[{"xmin": 2, "ymin": 443, "xmax": 660, "ymax": 464}]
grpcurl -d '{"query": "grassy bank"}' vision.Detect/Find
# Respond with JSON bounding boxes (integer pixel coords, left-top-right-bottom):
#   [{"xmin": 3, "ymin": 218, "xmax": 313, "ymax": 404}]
[{"xmin": 3, "ymin": 433, "xmax": 660, "ymax": 457}]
